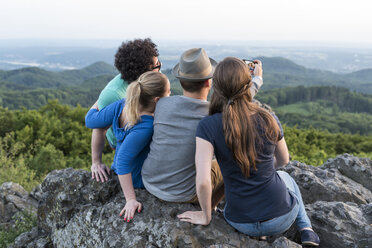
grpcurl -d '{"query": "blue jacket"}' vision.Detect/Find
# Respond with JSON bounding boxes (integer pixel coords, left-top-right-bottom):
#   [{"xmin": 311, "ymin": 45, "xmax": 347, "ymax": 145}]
[{"xmin": 85, "ymin": 99, "xmax": 153, "ymax": 188}]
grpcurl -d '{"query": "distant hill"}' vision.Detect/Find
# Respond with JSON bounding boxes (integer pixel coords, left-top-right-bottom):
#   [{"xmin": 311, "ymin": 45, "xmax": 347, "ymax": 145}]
[
  {"xmin": 256, "ymin": 85, "xmax": 372, "ymax": 113},
  {"xmin": 256, "ymin": 85, "xmax": 372, "ymax": 135},
  {"xmin": 0, "ymin": 61, "xmax": 117, "ymax": 89},
  {"xmin": 348, "ymin": 68, "xmax": 372, "ymax": 81},
  {"xmin": 256, "ymin": 56, "xmax": 372, "ymax": 93},
  {"xmin": 58, "ymin": 62, "xmax": 118, "ymax": 85},
  {"xmin": 257, "ymin": 57, "xmax": 308, "ymax": 74},
  {"xmin": 1, "ymin": 57, "xmax": 371, "ymax": 92},
  {"xmin": 0, "ymin": 57, "xmax": 371, "ymax": 110},
  {"xmin": 0, "ymin": 62, "xmax": 118, "ymax": 109},
  {"xmin": 0, "ymin": 67, "xmax": 63, "ymax": 88}
]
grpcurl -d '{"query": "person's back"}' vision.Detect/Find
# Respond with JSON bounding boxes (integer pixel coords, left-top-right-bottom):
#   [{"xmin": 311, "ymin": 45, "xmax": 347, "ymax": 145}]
[
  {"xmin": 97, "ymin": 74, "xmax": 128, "ymax": 147},
  {"xmin": 86, "ymin": 71, "xmax": 171, "ymax": 222},
  {"xmin": 142, "ymin": 48, "xmax": 263, "ymax": 204},
  {"xmin": 142, "ymin": 95, "xmax": 209, "ymax": 201},
  {"xmin": 178, "ymin": 57, "xmax": 320, "ymax": 247},
  {"xmin": 90, "ymin": 38, "xmax": 161, "ymax": 182},
  {"xmin": 141, "ymin": 48, "xmax": 218, "ymax": 203},
  {"xmin": 196, "ymin": 112, "xmax": 294, "ymax": 222}
]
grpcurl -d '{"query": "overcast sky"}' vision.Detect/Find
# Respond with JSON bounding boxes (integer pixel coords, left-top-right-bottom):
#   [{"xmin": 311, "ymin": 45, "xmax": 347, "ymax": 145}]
[{"xmin": 1, "ymin": 0, "xmax": 372, "ymax": 45}]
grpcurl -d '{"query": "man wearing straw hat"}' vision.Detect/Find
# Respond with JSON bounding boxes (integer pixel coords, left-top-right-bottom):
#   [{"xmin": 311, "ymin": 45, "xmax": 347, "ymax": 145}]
[{"xmin": 142, "ymin": 48, "xmax": 263, "ymax": 208}]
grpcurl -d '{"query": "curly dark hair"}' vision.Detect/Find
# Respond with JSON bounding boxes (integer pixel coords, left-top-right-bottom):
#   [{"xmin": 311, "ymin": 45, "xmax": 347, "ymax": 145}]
[{"xmin": 114, "ymin": 38, "xmax": 159, "ymax": 83}]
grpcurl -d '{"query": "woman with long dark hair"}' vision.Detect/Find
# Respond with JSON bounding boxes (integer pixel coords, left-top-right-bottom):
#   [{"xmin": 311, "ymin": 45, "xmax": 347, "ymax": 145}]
[
  {"xmin": 178, "ymin": 57, "xmax": 320, "ymax": 246},
  {"xmin": 86, "ymin": 71, "xmax": 170, "ymax": 222}
]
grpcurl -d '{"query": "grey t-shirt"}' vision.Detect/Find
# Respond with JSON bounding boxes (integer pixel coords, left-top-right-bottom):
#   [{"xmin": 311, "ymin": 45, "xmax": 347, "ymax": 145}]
[
  {"xmin": 142, "ymin": 95, "xmax": 209, "ymax": 201},
  {"xmin": 142, "ymin": 76, "xmax": 263, "ymax": 202}
]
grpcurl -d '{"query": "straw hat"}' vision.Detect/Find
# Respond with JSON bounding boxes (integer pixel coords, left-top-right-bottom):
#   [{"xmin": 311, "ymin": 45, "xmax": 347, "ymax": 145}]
[{"xmin": 172, "ymin": 48, "xmax": 217, "ymax": 82}]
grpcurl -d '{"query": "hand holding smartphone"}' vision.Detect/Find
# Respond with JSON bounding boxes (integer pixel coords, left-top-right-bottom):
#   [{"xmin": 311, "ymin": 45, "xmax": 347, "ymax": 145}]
[{"xmin": 242, "ymin": 59, "xmax": 262, "ymax": 77}]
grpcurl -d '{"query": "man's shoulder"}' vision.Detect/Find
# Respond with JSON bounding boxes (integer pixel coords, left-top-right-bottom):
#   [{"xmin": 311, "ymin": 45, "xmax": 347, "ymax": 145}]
[
  {"xmin": 155, "ymin": 96, "xmax": 182, "ymax": 111},
  {"xmin": 98, "ymin": 74, "xmax": 127, "ymax": 109},
  {"xmin": 155, "ymin": 96, "xmax": 209, "ymax": 118},
  {"xmin": 157, "ymin": 95, "xmax": 208, "ymax": 108},
  {"xmin": 157, "ymin": 95, "xmax": 182, "ymax": 104}
]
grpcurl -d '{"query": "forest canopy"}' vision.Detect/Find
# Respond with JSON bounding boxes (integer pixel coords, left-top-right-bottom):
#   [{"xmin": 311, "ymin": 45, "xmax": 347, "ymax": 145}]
[
  {"xmin": 0, "ymin": 100, "xmax": 370, "ymax": 191},
  {"xmin": 0, "ymin": 61, "xmax": 371, "ymax": 190}
]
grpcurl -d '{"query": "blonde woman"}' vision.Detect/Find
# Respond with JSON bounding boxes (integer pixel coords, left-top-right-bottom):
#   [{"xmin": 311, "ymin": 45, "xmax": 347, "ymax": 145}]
[{"xmin": 85, "ymin": 71, "xmax": 170, "ymax": 222}]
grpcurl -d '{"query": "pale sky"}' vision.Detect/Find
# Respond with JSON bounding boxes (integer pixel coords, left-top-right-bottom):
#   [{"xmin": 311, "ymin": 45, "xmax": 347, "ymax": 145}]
[{"xmin": 1, "ymin": 0, "xmax": 372, "ymax": 44}]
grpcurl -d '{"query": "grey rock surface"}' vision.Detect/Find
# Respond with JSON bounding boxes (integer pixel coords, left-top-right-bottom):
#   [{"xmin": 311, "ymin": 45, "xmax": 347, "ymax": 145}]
[
  {"xmin": 37, "ymin": 168, "xmax": 120, "ymax": 233},
  {"xmin": 281, "ymin": 160, "xmax": 372, "ymax": 204},
  {"xmin": 0, "ymin": 182, "xmax": 38, "ymax": 227},
  {"xmin": 9, "ymin": 154, "xmax": 372, "ymax": 248},
  {"xmin": 322, "ymin": 153, "xmax": 372, "ymax": 192},
  {"xmin": 306, "ymin": 201, "xmax": 372, "ymax": 248},
  {"xmin": 9, "ymin": 227, "xmax": 52, "ymax": 248},
  {"xmin": 37, "ymin": 169, "xmax": 299, "ymax": 248}
]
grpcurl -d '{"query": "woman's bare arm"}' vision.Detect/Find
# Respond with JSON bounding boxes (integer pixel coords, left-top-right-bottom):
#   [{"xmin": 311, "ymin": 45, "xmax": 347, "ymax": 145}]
[
  {"xmin": 177, "ymin": 137, "xmax": 214, "ymax": 225},
  {"xmin": 274, "ymin": 137, "xmax": 290, "ymax": 169}
]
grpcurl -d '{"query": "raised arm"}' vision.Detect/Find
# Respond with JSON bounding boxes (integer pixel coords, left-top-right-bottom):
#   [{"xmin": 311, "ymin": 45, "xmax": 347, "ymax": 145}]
[
  {"xmin": 177, "ymin": 137, "xmax": 214, "ymax": 225},
  {"xmin": 250, "ymin": 59, "xmax": 263, "ymax": 97}
]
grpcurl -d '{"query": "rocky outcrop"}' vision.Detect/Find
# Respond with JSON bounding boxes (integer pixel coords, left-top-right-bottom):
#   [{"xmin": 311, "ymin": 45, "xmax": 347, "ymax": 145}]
[
  {"xmin": 306, "ymin": 201, "xmax": 372, "ymax": 247},
  {"xmin": 280, "ymin": 160, "xmax": 372, "ymax": 204},
  {"xmin": 0, "ymin": 182, "xmax": 39, "ymax": 229},
  {"xmin": 9, "ymin": 154, "xmax": 372, "ymax": 247},
  {"xmin": 322, "ymin": 154, "xmax": 372, "ymax": 192},
  {"xmin": 36, "ymin": 168, "xmax": 120, "ymax": 234},
  {"xmin": 33, "ymin": 169, "xmax": 300, "ymax": 248},
  {"xmin": 11, "ymin": 227, "xmax": 50, "ymax": 248}
]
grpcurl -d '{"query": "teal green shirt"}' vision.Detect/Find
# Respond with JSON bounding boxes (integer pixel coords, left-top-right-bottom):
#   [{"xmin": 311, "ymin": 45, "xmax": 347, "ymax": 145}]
[{"xmin": 98, "ymin": 74, "xmax": 128, "ymax": 147}]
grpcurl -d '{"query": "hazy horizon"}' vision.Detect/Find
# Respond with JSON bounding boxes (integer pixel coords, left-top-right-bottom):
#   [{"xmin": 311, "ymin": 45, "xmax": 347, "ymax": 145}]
[
  {"xmin": 1, "ymin": 39, "xmax": 372, "ymax": 49},
  {"xmin": 1, "ymin": 41, "xmax": 372, "ymax": 74},
  {"xmin": 1, "ymin": 0, "xmax": 372, "ymax": 45}
]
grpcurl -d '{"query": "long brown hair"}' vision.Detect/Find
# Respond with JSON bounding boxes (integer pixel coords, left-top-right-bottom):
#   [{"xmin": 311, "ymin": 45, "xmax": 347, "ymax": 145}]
[
  {"xmin": 209, "ymin": 57, "xmax": 280, "ymax": 177},
  {"xmin": 122, "ymin": 71, "xmax": 168, "ymax": 129}
]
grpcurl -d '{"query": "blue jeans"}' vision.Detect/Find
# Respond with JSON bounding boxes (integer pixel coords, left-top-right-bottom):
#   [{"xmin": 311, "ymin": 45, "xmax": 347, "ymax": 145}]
[{"xmin": 224, "ymin": 171, "xmax": 311, "ymax": 236}]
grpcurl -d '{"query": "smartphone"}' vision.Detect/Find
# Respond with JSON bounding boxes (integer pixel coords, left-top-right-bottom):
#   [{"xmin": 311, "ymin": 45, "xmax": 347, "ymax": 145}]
[{"xmin": 242, "ymin": 59, "xmax": 257, "ymax": 74}]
